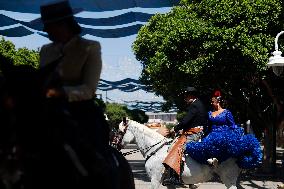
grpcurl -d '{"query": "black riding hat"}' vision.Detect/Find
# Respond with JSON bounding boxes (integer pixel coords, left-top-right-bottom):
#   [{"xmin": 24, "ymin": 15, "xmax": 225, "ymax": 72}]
[{"xmin": 179, "ymin": 86, "xmax": 199, "ymax": 97}]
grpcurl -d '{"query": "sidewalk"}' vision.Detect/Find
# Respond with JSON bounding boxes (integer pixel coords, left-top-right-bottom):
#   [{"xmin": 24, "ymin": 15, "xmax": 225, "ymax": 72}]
[{"xmin": 122, "ymin": 144, "xmax": 284, "ymax": 189}]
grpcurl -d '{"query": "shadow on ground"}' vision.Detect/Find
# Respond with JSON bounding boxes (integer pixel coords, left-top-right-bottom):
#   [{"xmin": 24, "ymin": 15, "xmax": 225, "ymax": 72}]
[
  {"xmin": 123, "ymin": 144, "xmax": 284, "ymax": 188},
  {"xmin": 206, "ymin": 168, "xmax": 284, "ymax": 189},
  {"xmin": 127, "ymin": 159, "xmax": 150, "ymax": 182}
]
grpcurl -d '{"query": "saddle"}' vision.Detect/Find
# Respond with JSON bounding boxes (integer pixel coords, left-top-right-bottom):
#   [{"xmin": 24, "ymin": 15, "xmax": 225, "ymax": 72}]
[{"xmin": 162, "ymin": 127, "xmax": 202, "ymax": 175}]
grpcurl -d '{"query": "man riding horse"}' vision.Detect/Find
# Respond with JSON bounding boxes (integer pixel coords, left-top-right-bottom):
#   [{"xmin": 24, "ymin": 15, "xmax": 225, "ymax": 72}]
[{"xmin": 162, "ymin": 86, "xmax": 208, "ymax": 186}]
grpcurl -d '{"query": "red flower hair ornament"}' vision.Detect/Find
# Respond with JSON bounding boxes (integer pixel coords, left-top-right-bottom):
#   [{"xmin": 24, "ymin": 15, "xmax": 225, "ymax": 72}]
[{"xmin": 213, "ymin": 90, "xmax": 221, "ymax": 97}]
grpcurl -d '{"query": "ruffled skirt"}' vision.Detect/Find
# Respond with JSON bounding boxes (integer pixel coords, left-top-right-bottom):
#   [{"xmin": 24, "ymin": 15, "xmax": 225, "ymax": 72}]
[{"xmin": 185, "ymin": 126, "xmax": 262, "ymax": 169}]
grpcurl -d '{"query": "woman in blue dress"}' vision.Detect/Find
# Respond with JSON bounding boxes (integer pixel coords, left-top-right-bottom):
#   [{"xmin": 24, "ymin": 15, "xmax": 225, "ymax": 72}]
[{"xmin": 185, "ymin": 90, "xmax": 262, "ymax": 169}]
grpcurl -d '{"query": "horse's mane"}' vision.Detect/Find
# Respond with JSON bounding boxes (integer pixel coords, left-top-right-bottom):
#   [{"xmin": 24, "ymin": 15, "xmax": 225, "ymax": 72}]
[{"xmin": 128, "ymin": 120, "xmax": 165, "ymax": 141}]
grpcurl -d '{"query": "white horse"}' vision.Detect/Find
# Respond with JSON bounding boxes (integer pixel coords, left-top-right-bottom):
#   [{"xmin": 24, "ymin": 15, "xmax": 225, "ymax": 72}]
[{"xmin": 121, "ymin": 120, "xmax": 241, "ymax": 189}]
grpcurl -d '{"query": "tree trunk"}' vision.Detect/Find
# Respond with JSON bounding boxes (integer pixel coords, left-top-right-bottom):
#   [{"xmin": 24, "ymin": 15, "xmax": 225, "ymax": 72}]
[
  {"xmin": 262, "ymin": 123, "xmax": 276, "ymax": 173},
  {"xmin": 261, "ymin": 79, "xmax": 279, "ymax": 174}
]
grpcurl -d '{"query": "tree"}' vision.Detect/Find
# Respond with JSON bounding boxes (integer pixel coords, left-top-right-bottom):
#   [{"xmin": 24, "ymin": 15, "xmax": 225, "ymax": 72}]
[
  {"xmin": 133, "ymin": 0, "xmax": 284, "ymax": 173},
  {"xmin": 128, "ymin": 108, "xmax": 149, "ymax": 123},
  {"xmin": 105, "ymin": 103, "xmax": 130, "ymax": 129},
  {"xmin": 105, "ymin": 103, "xmax": 149, "ymax": 129},
  {"xmin": 0, "ymin": 38, "xmax": 39, "ymax": 68}
]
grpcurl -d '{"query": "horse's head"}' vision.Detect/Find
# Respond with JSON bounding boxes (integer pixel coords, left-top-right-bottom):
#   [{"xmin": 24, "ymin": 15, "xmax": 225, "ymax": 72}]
[
  {"xmin": 119, "ymin": 121, "xmax": 135, "ymax": 147},
  {"xmin": 0, "ymin": 54, "xmax": 66, "ymax": 187}
]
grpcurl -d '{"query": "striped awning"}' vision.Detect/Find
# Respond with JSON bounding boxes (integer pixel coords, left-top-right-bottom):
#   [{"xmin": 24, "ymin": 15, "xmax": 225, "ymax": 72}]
[{"xmin": 0, "ymin": 0, "xmax": 179, "ymax": 38}]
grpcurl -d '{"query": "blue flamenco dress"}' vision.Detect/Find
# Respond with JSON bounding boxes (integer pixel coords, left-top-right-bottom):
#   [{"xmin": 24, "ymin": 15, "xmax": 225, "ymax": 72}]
[{"xmin": 185, "ymin": 109, "xmax": 262, "ymax": 169}]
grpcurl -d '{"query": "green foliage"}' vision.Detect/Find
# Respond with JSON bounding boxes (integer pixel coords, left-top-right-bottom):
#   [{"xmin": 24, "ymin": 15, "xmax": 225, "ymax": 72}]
[
  {"xmin": 105, "ymin": 103, "xmax": 149, "ymax": 128},
  {"xmin": 176, "ymin": 111, "xmax": 187, "ymax": 122},
  {"xmin": 133, "ymin": 0, "xmax": 282, "ymax": 111},
  {"xmin": 105, "ymin": 103, "xmax": 130, "ymax": 129},
  {"xmin": 93, "ymin": 97, "xmax": 107, "ymax": 112},
  {"xmin": 165, "ymin": 123, "xmax": 175, "ymax": 130},
  {"xmin": 0, "ymin": 38, "xmax": 39, "ymax": 69},
  {"xmin": 128, "ymin": 108, "xmax": 149, "ymax": 123}
]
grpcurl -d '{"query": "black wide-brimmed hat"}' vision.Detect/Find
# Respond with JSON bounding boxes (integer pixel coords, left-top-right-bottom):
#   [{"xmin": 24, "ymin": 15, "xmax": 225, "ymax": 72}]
[
  {"xmin": 30, "ymin": 0, "xmax": 82, "ymax": 31},
  {"xmin": 179, "ymin": 86, "xmax": 199, "ymax": 96},
  {"xmin": 40, "ymin": 0, "xmax": 82, "ymax": 24},
  {"xmin": 185, "ymin": 86, "xmax": 197, "ymax": 93}
]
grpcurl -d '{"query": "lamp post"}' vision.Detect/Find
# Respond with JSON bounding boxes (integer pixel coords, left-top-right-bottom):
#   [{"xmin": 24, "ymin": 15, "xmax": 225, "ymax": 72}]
[
  {"xmin": 267, "ymin": 31, "xmax": 284, "ymax": 76},
  {"xmin": 263, "ymin": 31, "xmax": 284, "ymax": 173}
]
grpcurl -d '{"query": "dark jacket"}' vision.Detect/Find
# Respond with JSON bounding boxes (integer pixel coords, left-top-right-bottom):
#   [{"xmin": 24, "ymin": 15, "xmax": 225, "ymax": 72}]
[{"xmin": 174, "ymin": 99, "xmax": 208, "ymax": 132}]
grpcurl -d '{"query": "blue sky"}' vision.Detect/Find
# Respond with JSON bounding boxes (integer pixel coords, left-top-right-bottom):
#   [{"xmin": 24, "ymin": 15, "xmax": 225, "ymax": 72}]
[{"xmin": 0, "ymin": 7, "xmax": 171, "ymax": 105}]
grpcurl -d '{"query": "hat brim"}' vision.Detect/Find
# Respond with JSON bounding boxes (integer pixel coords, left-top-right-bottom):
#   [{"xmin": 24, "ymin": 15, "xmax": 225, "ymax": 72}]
[
  {"xmin": 178, "ymin": 90, "xmax": 199, "ymax": 97},
  {"xmin": 28, "ymin": 8, "xmax": 83, "ymax": 31}
]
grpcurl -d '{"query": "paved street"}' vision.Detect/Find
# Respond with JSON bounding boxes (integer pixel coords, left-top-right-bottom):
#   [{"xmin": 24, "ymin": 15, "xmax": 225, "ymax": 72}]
[{"xmin": 122, "ymin": 144, "xmax": 284, "ymax": 189}]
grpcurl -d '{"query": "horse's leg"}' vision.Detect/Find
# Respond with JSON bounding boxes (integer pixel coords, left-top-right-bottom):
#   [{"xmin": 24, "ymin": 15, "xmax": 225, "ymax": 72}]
[
  {"xmin": 150, "ymin": 177, "xmax": 163, "ymax": 189},
  {"xmin": 189, "ymin": 184, "xmax": 199, "ymax": 189},
  {"xmin": 148, "ymin": 167, "xmax": 164, "ymax": 189},
  {"xmin": 145, "ymin": 155, "xmax": 166, "ymax": 189},
  {"xmin": 219, "ymin": 169, "xmax": 239, "ymax": 189},
  {"xmin": 165, "ymin": 184, "xmax": 176, "ymax": 189},
  {"xmin": 227, "ymin": 185, "xmax": 237, "ymax": 189},
  {"xmin": 216, "ymin": 159, "xmax": 240, "ymax": 189}
]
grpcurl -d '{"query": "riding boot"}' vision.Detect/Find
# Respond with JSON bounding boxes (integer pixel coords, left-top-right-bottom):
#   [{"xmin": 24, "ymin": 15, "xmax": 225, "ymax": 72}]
[
  {"xmin": 162, "ymin": 168, "xmax": 171, "ymax": 186},
  {"xmin": 162, "ymin": 167, "xmax": 183, "ymax": 186}
]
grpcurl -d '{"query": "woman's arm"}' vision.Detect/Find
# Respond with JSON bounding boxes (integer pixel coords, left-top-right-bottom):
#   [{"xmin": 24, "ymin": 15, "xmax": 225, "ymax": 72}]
[
  {"xmin": 63, "ymin": 42, "xmax": 102, "ymax": 101},
  {"xmin": 226, "ymin": 110, "xmax": 236, "ymax": 126}
]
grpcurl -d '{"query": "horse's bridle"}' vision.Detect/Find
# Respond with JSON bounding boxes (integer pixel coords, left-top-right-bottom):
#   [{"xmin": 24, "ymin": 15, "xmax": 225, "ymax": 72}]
[
  {"xmin": 144, "ymin": 139, "xmax": 172, "ymax": 163},
  {"xmin": 121, "ymin": 121, "xmax": 172, "ymax": 162}
]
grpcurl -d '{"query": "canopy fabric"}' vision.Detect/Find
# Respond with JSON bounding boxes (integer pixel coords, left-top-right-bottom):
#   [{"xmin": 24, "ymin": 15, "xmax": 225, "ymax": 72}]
[
  {"xmin": 0, "ymin": 14, "xmax": 18, "ymax": 27},
  {"xmin": 35, "ymin": 24, "xmax": 144, "ymax": 38},
  {"xmin": 98, "ymin": 78, "xmax": 147, "ymax": 92},
  {"xmin": 75, "ymin": 12, "xmax": 153, "ymax": 26},
  {"xmin": 18, "ymin": 12, "xmax": 153, "ymax": 30},
  {"xmin": 123, "ymin": 100, "xmax": 177, "ymax": 112},
  {"xmin": 1, "ymin": 12, "xmax": 147, "ymax": 38},
  {"xmin": 0, "ymin": 0, "xmax": 180, "ymax": 38},
  {"xmin": 0, "ymin": 0, "xmax": 179, "ymax": 13},
  {"xmin": 0, "ymin": 26, "xmax": 33, "ymax": 37}
]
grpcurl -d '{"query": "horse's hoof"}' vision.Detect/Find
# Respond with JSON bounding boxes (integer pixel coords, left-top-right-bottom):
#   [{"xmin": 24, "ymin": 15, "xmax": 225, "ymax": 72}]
[
  {"xmin": 189, "ymin": 184, "xmax": 199, "ymax": 189},
  {"xmin": 207, "ymin": 158, "xmax": 218, "ymax": 167}
]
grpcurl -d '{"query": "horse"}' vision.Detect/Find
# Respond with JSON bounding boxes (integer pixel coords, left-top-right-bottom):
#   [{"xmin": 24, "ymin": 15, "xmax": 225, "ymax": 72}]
[
  {"xmin": 121, "ymin": 119, "xmax": 241, "ymax": 189},
  {"xmin": 0, "ymin": 54, "xmax": 135, "ymax": 189}
]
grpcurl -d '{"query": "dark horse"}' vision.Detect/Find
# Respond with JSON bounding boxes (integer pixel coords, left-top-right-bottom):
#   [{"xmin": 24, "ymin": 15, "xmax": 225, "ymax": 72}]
[{"xmin": 0, "ymin": 54, "xmax": 135, "ymax": 189}]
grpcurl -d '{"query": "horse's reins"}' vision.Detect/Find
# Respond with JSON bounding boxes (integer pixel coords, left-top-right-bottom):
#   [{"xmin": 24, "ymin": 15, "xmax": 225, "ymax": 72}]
[
  {"xmin": 122, "ymin": 138, "xmax": 170, "ymax": 156},
  {"xmin": 144, "ymin": 139, "xmax": 172, "ymax": 163}
]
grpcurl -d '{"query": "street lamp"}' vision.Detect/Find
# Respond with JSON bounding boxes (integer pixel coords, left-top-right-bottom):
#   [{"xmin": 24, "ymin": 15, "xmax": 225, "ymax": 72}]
[{"xmin": 268, "ymin": 31, "xmax": 284, "ymax": 76}]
